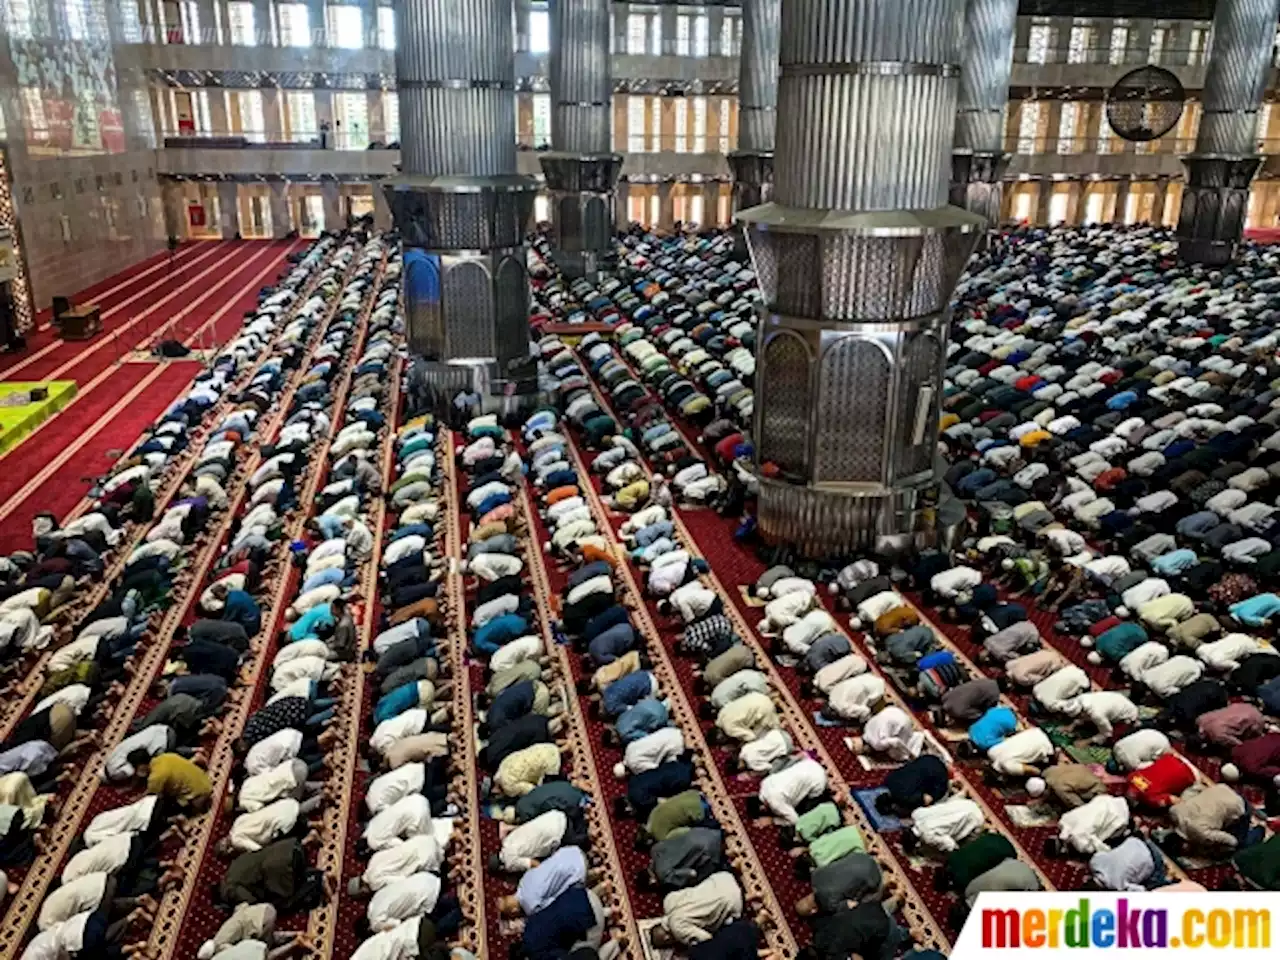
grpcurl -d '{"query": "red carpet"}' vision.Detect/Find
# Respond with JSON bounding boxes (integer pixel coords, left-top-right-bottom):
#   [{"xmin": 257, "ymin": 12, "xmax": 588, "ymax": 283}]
[{"xmin": 0, "ymin": 241, "xmax": 304, "ymax": 554}]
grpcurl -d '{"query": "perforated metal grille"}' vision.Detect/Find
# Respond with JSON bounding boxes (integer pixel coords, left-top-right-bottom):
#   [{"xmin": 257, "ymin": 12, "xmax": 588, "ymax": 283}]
[
  {"xmin": 759, "ymin": 332, "xmax": 812, "ymax": 476},
  {"xmin": 492, "ymin": 254, "xmax": 529, "ymax": 369},
  {"xmin": 816, "ymin": 337, "xmax": 889, "ymax": 483},
  {"xmin": 895, "ymin": 331, "xmax": 941, "ymax": 478},
  {"xmin": 443, "ymin": 260, "xmax": 495, "ymax": 359}
]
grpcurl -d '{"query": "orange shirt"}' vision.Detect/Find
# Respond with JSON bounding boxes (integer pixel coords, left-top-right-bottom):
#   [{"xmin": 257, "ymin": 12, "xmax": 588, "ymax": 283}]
[
  {"xmin": 581, "ymin": 542, "xmax": 618, "ymax": 570},
  {"xmin": 546, "ymin": 485, "xmax": 579, "ymax": 506}
]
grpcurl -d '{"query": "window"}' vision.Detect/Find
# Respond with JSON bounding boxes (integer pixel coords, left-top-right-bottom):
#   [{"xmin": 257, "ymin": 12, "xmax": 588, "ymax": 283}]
[
  {"xmin": 237, "ymin": 90, "xmax": 265, "ymax": 141},
  {"xmin": 1149, "ymin": 27, "xmax": 1166, "ymax": 64},
  {"xmin": 1057, "ymin": 102, "xmax": 1078, "ymax": 154},
  {"xmin": 192, "ymin": 89, "xmax": 212, "ymax": 134},
  {"xmin": 119, "ymin": 0, "xmax": 142, "ymax": 42},
  {"xmin": 532, "ymin": 93, "xmax": 551, "ymax": 148},
  {"xmin": 721, "ymin": 14, "xmax": 739, "ymax": 56},
  {"xmin": 5, "ymin": 0, "xmax": 34, "ymax": 40},
  {"xmin": 1109, "ymin": 24, "xmax": 1129, "ymax": 64},
  {"xmin": 378, "ymin": 6, "xmax": 394, "ymax": 50},
  {"xmin": 227, "ymin": 1, "xmax": 254, "ymax": 44},
  {"xmin": 64, "ymin": 0, "xmax": 89, "ymax": 39},
  {"xmin": 674, "ymin": 98, "xmax": 687, "ymax": 153},
  {"xmin": 1097, "ymin": 111, "xmax": 1115, "ymax": 153},
  {"xmin": 693, "ymin": 96, "xmax": 706, "ymax": 153},
  {"xmin": 1027, "ymin": 24, "xmax": 1051, "ymax": 64},
  {"xmin": 627, "ymin": 95, "xmax": 646, "ymax": 152},
  {"xmin": 649, "ymin": 11, "xmax": 660, "ymax": 54},
  {"xmin": 693, "ymin": 13, "xmax": 707, "ymax": 56},
  {"xmin": 529, "ymin": 7, "xmax": 549, "ymax": 53},
  {"xmin": 1017, "ymin": 101, "xmax": 1038, "ymax": 154},
  {"xmin": 650, "ymin": 97, "xmax": 660, "ymax": 150},
  {"xmin": 328, "ymin": 5, "xmax": 362, "ymax": 49},
  {"xmin": 718, "ymin": 97, "xmax": 730, "ymax": 152},
  {"xmin": 287, "ymin": 90, "xmax": 317, "ymax": 141},
  {"xmin": 278, "ymin": 3, "xmax": 310, "ymax": 47},
  {"xmin": 1259, "ymin": 103, "xmax": 1273, "ymax": 145},
  {"xmin": 22, "ymin": 88, "xmax": 48, "ymax": 143},
  {"xmin": 534, "ymin": 194, "xmax": 550, "ymax": 223},
  {"xmin": 334, "ymin": 91, "xmax": 368, "ymax": 149},
  {"xmin": 675, "ymin": 14, "xmax": 689, "ymax": 55},
  {"xmin": 1189, "ymin": 26, "xmax": 1207, "ymax": 65},
  {"xmin": 384, "ymin": 91, "xmax": 399, "ymax": 141},
  {"xmin": 1048, "ymin": 189, "xmax": 1069, "ymax": 225},
  {"xmin": 1068, "ymin": 24, "xmax": 1092, "ymax": 64},
  {"xmin": 626, "ymin": 13, "xmax": 645, "ymax": 54},
  {"xmin": 689, "ymin": 193, "xmax": 703, "ymax": 226},
  {"xmin": 649, "ymin": 193, "xmax": 659, "ymax": 225},
  {"xmin": 174, "ymin": 0, "xmax": 199, "ymax": 43}
]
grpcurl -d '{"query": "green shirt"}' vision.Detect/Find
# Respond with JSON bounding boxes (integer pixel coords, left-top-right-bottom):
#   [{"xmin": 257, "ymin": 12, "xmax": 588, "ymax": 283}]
[
  {"xmin": 795, "ymin": 802, "xmax": 841, "ymax": 845},
  {"xmin": 646, "ymin": 790, "xmax": 705, "ymax": 842},
  {"xmin": 809, "ymin": 824, "xmax": 866, "ymax": 868},
  {"xmin": 945, "ymin": 833, "xmax": 1017, "ymax": 891},
  {"xmin": 1235, "ymin": 834, "xmax": 1280, "ymax": 890}
]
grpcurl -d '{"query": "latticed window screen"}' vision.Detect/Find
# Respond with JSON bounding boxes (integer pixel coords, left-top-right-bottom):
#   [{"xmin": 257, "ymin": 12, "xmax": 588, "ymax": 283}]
[
  {"xmin": 759, "ymin": 334, "xmax": 811, "ymax": 477},
  {"xmin": 816, "ymin": 339, "xmax": 888, "ymax": 484}
]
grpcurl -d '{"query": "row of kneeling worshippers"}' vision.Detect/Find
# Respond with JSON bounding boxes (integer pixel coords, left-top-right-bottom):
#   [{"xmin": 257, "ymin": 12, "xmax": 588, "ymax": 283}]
[
  {"xmin": 196, "ymin": 235, "xmax": 403, "ymax": 960},
  {"xmin": 15, "ymin": 231, "xmax": 370, "ymax": 960},
  {"xmin": 348, "ymin": 403, "xmax": 473, "ymax": 960},
  {"xmin": 932, "ymin": 221, "xmax": 1280, "ymax": 886}
]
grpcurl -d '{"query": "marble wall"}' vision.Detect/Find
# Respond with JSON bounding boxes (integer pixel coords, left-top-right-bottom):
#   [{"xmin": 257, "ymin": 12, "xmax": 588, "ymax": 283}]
[{"xmin": 0, "ymin": 0, "xmax": 166, "ymax": 309}]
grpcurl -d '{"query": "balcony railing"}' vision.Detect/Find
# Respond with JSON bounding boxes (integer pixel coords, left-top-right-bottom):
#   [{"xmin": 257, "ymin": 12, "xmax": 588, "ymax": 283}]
[
  {"xmin": 1008, "ymin": 135, "xmax": 1280, "ymax": 156},
  {"xmin": 161, "ymin": 128, "xmax": 398, "ymax": 150},
  {"xmin": 517, "ymin": 131, "xmax": 736, "ymax": 154},
  {"xmin": 1012, "ymin": 44, "xmax": 1207, "ymax": 67}
]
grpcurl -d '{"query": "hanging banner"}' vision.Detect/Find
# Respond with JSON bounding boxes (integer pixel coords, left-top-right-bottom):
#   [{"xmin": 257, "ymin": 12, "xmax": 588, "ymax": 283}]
[{"xmin": 187, "ymin": 204, "xmax": 206, "ymax": 228}]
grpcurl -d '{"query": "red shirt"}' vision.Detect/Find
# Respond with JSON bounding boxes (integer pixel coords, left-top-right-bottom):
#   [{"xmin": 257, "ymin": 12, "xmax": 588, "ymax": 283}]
[
  {"xmin": 1128, "ymin": 753, "xmax": 1196, "ymax": 807},
  {"xmin": 1232, "ymin": 733, "xmax": 1280, "ymax": 780},
  {"xmin": 1089, "ymin": 615, "xmax": 1122, "ymax": 637}
]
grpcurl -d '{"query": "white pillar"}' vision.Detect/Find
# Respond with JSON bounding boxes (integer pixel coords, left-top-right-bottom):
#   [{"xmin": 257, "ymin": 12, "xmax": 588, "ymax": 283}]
[{"xmin": 217, "ymin": 181, "xmax": 240, "ymax": 237}]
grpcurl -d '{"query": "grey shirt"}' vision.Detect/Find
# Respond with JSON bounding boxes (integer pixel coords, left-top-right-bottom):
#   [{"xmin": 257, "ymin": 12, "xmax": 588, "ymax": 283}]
[{"xmin": 813, "ymin": 852, "xmax": 883, "ymax": 914}]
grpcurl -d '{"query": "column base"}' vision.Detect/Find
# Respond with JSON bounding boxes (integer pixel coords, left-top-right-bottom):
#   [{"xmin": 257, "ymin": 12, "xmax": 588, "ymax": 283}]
[
  {"xmin": 540, "ymin": 153, "xmax": 622, "ymax": 281},
  {"xmin": 729, "ymin": 151, "xmax": 774, "ymax": 215},
  {"xmin": 949, "ymin": 150, "xmax": 1010, "ymax": 226},
  {"xmin": 385, "ymin": 174, "xmax": 539, "ymax": 393},
  {"xmin": 755, "ymin": 476, "xmax": 939, "ymax": 558},
  {"xmin": 407, "ymin": 358, "xmax": 543, "ymax": 408},
  {"xmin": 1176, "ymin": 156, "xmax": 1262, "ymax": 265}
]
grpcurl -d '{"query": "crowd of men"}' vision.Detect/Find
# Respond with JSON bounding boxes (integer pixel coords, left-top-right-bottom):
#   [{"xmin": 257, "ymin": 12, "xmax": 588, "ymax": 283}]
[
  {"xmin": 8, "ymin": 231, "xmax": 356, "ymax": 960},
  {"xmin": 16, "ymin": 210, "xmax": 1280, "ymax": 959}
]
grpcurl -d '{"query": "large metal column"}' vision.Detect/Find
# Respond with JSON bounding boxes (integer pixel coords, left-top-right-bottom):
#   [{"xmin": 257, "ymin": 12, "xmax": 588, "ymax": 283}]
[
  {"xmin": 729, "ymin": 0, "xmax": 780, "ymax": 213},
  {"xmin": 1177, "ymin": 0, "xmax": 1280, "ymax": 264},
  {"xmin": 540, "ymin": 0, "xmax": 622, "ymax": 279},
  {"xmin": 384, "ymin": 0, "xmax": 539, "ymax": 396},
  {"xmin": 951, "ymin": 0, "xmax": 1018, "ymax": 226},
  {"xmin": 738, "ymin": 0, "xmax": 984, "ymax": 557}
]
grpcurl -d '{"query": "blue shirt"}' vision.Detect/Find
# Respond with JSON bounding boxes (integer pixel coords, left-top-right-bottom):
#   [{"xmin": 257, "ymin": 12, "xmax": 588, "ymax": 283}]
[
  {"xmin": 582, "ymin": 605, "xmax": 630, "ymax": 640},
  {"xmin": 314, "ymin": 515, "xmax": 345, "ymax": 540},
  {"xmin": 301, "ymin": 567, "xmax": 345, "ymax": 595},
  {"xmin": 587, "ymin": 624, "xmax": 636, "ymax": 665},
  {"xmin": 1230, "ymin": 594, "xmax": 1280, "ymax": 627},
  {"xmin": 223, "ymin": 590, "xmax": 261, "ymax": 635},
  {"xmin": 289, "ymin": 603, "xmax": 333, "ymax": 642},
  {"xmin": 616, "ymin": 698, "xmax": 668, "ymax": 743},
  {"xmin": 374, "ymin": 681, "xmax": 423, "ymax": 725},
  {"xmin": 1152, "ymin": 549, "xmax": 1198, "ymax": 576},
  {"xmin": 602, "ymin": 670, "xmax": 654, "ymax": 717},
  {"xmin": 969, "ymin": 706, "xmax": 1017, "ymax": 752},
  {"xmin": 473, "ymin": 614, "xmax": 530, "ymax": 656}
]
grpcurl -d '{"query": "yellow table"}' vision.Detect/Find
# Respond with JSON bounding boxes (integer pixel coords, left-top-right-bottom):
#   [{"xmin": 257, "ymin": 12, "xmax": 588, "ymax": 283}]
[{"xmin": 0, "ymin": 381, "xmax": 77, "ymax": 454}]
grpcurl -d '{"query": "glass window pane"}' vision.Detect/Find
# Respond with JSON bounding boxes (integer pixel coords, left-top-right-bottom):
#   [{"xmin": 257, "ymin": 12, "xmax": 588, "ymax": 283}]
[
  {"xmin": 384, "ymin": 91, "xmax": 398, "ymax": 141},
  {"xmin": 532, "ymin": 93, "xmax": 550, "ymax": 148},
  {"xmin": 627, "ymin": 95, "xmax": 645, "ymax": 152},
  {"xmin": 227, "ymin": 1, "xmax": 254, "ymax": 44},
  {"xmin": 675, "ymin": 14, "xmax": 688, "ymax": 55},
  {"xmin": 693, "ymin": 96, "xmax": 705, "ymax": 153},
  {"xmin": 1110, "ymin": 25, "xmax": 1129, "ymax": 64},
  {"xmin": 1028, "ymin": 24, "xmax": 1050, "ymax": 64},
  {"xmin": 529, "ymin": 8, "xmax": 549, "ymax": 53},
  {"xmin": 674, "ymin": 98, "xmax": 687, "ymax": 152},
  {"xmin": 627, "ymin": 13, "xmax": 645, "ymax": 54},
  {"xmin": 328, "ymin": 5, "xmax": 362, "ymax": 49},
  {"xmin": 378, "ymin": 6, "xmax": 394, "ymax": 50},
  {"xmin": 649, "ymin": 11, "xmax": 660, "ymax": 54},
  {"xmin": 279, "ymin": 3, "xmax": 309, "ymax": 47},
  {"xmin": 693, "ymin": 14, "xmax": 707, "ymax": 56}
]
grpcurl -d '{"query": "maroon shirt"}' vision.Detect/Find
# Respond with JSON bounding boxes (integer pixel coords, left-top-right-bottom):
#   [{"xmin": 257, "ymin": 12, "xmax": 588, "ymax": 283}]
[
  {"xmin": 1197, "ymin": 703, "xmax": 1266, "ymax": 748},
  {"xmin": 1231, "ymin": 733, "xmax": 1280, "ymax": 780}
]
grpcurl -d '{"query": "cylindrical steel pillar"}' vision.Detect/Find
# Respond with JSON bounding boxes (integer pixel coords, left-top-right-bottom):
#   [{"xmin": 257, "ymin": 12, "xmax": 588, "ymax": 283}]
[
  {"xmin": 1177, "ymin": 0, "xmax": 1280, "ymax": 264},
  {"xmin": 738, "ymin": 0, "xmax": 984, "ymax": 558},
  {"xmin": 541, "ymin": 0, "xmax": 621, "ymax": 279},
  {"xmin": 951, "ymin": 0, "xmax": 1018, "ymax": 226},
  {"xmin": 385, "ymin": 0, "xmax": 539, "ymax": 396},
  {"xmin": 729, "ymin": 0, "xmax": 780, "ymax": 213}
]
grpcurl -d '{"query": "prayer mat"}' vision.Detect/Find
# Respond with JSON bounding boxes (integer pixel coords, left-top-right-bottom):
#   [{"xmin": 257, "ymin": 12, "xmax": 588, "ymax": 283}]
[
  {"xmin": 854, "ymin": 787, "xmax": 904, "ymax": 832},
  {"xmin": 1041, "ymin": 721, "xmax": 1113, "ymax": 765},
  {"xmin": 1006, "ymin": 803, "xmax": 1059, "ymax": 828}
]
